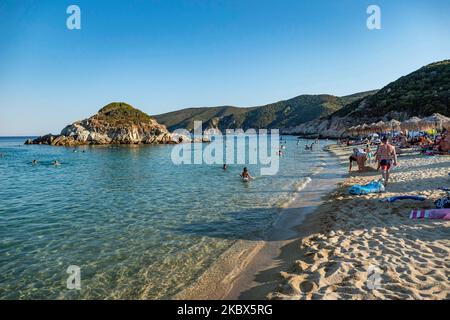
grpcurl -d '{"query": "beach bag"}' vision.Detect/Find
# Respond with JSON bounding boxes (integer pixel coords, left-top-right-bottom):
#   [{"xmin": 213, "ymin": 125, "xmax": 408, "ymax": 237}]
[{"xmin": 435, "ymin": 196, "xmax": 450, "ymax": 209}]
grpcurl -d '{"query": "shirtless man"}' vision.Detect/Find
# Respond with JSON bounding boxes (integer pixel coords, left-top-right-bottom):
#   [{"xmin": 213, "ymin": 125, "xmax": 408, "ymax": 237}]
[
  {"xmin": 376, "ymin": 137, "xmax": 398, "ymax": 186},
  {"xmin": 438, "ymin": 130, "xmax": 450, "ymax": 152}
]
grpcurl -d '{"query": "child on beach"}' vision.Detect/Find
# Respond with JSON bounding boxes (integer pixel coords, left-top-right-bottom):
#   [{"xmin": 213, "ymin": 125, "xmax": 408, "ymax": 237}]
[{"xmin": 365, "ymin": 144, "xmax": 373, "ymax": 164}]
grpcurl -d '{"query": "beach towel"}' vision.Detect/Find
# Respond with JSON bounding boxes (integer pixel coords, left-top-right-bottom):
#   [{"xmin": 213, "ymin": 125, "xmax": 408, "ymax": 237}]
[
  {"xmin": 409, "ymin": 209, "xmax": 450, "ymax": 220},
  {"xmin": 349, "ymin": 180, "xmax": 385, "ymax": 195},
  {"xmin": 381, "ymin": 195, "xmax": 426, "ymax": 203}
]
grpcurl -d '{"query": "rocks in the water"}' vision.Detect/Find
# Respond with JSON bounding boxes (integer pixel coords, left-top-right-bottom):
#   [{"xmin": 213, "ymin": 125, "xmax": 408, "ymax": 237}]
[{"xmin": 25, "ymin": 102, "xmax": 196, "ymax": 146}]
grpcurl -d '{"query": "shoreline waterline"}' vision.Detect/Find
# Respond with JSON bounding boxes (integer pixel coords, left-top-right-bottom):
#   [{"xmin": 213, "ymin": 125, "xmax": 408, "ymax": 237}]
[{"xmin": 174, "ymin": 146, "xmax": 346, "ymax": 300}]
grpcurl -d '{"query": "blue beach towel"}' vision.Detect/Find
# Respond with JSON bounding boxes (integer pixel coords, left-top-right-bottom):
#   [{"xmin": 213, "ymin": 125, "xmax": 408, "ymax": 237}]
[
  {"xmin": 380, "ymin": 195, "xmax": 426, "ymax": 203},
  {"xmin": 349, "ymin": 180, "xmax": 385, "ymax": 195}
]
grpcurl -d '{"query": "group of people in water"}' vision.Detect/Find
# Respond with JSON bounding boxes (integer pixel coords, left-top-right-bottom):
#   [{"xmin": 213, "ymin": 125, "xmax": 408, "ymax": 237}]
[
  {"xmin": 31, "ymin": 159, "xmax": 61, "ymax": 166},
  {"xmin": 29, "ymin": 149, "xmax": 87, "ymax": 167},
  {"xmin": 349, "ymin": 136, "xmax": 398, "ymax": 186},
  {"xmin": 297, "ymin": 137, "xmax": 320, "ymax": 151},
  {"xmin": 223, "ymin": 137, "xmax": 322, "ymax": 182}
]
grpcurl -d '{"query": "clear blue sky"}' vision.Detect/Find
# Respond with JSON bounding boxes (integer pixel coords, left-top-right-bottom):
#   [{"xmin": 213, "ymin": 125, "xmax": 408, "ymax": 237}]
[{"xmin": 0, "ymin": 0, "xmax": 449, "ymax": 135}]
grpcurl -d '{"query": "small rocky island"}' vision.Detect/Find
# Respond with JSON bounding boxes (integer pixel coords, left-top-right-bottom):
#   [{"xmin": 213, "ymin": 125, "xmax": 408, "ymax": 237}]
[{"xmin": 25, "ymin": 103, "xmax": 197, "ymax": 146}]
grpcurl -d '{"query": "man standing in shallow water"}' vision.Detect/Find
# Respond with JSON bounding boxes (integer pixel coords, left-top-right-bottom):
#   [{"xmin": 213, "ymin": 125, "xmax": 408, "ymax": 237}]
[{"xmin": 376, "ymin": 136, "xmax": 398, "ymax": 187}]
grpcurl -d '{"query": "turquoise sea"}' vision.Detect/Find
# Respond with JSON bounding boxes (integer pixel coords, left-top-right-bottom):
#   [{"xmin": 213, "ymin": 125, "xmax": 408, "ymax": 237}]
[{"xmin": 0, "ymin": 136, "xmax": 336, "ymax": 299}]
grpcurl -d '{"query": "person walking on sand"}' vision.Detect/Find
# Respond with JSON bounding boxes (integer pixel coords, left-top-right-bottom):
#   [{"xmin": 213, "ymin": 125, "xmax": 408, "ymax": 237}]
[{"xmin": 376, "ymin": 136, "xmax": 398, "ymax": 186}]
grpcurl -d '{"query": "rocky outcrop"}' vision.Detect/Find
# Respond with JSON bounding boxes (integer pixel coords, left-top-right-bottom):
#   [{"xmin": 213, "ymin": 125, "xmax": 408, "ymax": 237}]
[
  {"xmin": 25, "ymin": 103, "xmax": 194, "ymax": 146},
  {"xmin": 282, "ymin": 116, "xmax": 350, "ymax": 138}
]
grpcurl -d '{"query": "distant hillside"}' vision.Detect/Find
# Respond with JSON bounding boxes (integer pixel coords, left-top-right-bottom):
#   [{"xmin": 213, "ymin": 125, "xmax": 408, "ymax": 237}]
[
  {"xmin": 285, "ymin": 60, "xmax": 450, "ymax": 137},
  {"xmin": 155, "ymin": 90, "xmax": 377, "ymax": 131},
  {"xmin": 154, "ymin": 106, "xmax": 254, "ymax": 131},
  {"xmin": 333, "ymin": 60, "xmax": 450, "ymax": 120}
]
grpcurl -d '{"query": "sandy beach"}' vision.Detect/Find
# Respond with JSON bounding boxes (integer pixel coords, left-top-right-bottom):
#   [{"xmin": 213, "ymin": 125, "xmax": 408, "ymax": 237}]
[
  {"xmin": 175, "ymin": 146, "xmax": 449, "ymax": 300},
  {"xmin": 266, "ymin": 145, "xmax": 450, "ymax": 300}
]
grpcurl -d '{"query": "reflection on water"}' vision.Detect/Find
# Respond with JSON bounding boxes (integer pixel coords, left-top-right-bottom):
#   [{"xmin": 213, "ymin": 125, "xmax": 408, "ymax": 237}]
[{"xmin": 0, "ymin": 136, "xmax": 334, "ymax": 299}]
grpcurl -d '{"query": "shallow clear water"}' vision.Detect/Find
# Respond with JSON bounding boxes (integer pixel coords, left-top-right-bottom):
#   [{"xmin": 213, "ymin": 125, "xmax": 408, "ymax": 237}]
[{"xmin": 0, "ymin": 136, "xmax": 334, "ymax": 299}]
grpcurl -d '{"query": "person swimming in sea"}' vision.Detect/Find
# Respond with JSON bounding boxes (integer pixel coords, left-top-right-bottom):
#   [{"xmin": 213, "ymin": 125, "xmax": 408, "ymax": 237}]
[
  {"xmin": 32, "ymin": 159, "xmax": 38, "ymax": 165},
  {"xmin": 223, "ymin": 164, "xmax": 227, "ymax": 171},
  {"xmin": 240, "ymin": 167, "xmax": 254, "ymax": 180},
  {"xmin": 53, "ymin": 160, "xmax": 61, "ymax": 166}
]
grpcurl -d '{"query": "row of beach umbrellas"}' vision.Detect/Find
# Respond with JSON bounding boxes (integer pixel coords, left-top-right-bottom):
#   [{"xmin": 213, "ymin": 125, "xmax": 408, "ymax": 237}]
[{"xmin": 346, "ymin": 113, "xmax": 450, "ymax": 136}]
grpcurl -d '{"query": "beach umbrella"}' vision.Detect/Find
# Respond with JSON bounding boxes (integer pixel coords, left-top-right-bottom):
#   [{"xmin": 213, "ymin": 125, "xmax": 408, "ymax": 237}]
[
  {"xmin": 387, "ymin": 119, "xmax": 401, "ymax": 135},
  {"xmin": 375, "ymin": 121, "xmax": 386, "ymax": 133},
  {"xmin": 346, "ymin": 126, "xmax": 358, "ymax": 137},
  {"xmin": 401, "ymin": 117, "xmax": 422, "ymax": 131},
  {"xmin": 421, "ymin": 113, "xmax": 450, "ymax": 132},
  {"xmin": 361, "ymin": 123, "xmax": 369, "ymax": 136},
  {"xmin": 367, "ymin": 123, "xmax": 378, "ymax": 134},
  {"xmin": 388, "ymin": 119, "xmax": 401, "ymax": 130}
]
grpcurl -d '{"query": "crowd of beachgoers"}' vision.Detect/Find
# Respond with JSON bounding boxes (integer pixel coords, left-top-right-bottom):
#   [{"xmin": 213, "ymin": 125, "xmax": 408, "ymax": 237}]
[
  {"xmin": 266, "ymin": 132, "xmax": 449, "ymax": 300},
  {"xmin": 342, "ymin": 128, "xmax": 450, "ymax": 185}
]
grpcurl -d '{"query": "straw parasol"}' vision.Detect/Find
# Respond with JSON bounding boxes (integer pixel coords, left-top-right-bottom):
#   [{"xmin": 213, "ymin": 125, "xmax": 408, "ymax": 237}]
[
  {"xmin": 401, "ymin": 117, "xmax": 422, "ymax": 131},
  {"xmin": 420, "ymin": 113, "xmax": 450, "ymax": 132},
  {"xmin": 387, "ymin": 119, "xmax": 401, "ymax": 134},
  {"xmin": 367, "ymin": 123, "xmax": 378, "ymax": 134},
  {"xmin": 374, "ymin": 121, "xmax": 386, "ymax": 133},
  {"xmin": 360, "ymin": 123, "xmax": 370, "ymax": 136}
]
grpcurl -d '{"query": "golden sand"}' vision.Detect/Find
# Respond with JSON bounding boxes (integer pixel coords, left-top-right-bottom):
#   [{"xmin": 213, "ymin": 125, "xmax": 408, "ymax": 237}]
[{"xmin": 268, "ymin": 145, "xmax": 450, "ymax": 300}]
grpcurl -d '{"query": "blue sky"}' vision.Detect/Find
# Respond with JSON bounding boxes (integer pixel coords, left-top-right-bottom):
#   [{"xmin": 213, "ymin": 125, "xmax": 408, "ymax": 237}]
[{"xmin": 0, "ymin": 0, "xmax": 449, "ymax": 135}]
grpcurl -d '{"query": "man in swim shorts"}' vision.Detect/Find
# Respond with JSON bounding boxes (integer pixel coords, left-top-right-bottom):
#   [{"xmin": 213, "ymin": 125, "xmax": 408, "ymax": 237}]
[{"xmin": 376, "ymin": 136, "xmax": 398, "ymax": 186}]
